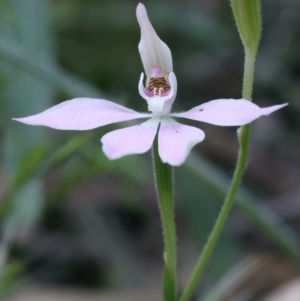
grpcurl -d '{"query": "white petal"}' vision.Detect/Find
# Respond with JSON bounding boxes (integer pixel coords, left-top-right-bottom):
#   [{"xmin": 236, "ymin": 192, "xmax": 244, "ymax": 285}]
[
  {"xmin": 138, "ymin": 72, "xmax": 177, "ymax": 114},
  {"xmin": 101, "ymin": 117, "xmax": 160, "ymax": 159},
  {"xmin": 13, "ymin": 98, "xmax": 150, "ymax": 130},
  {"xmin": 158, "ymin": 117, "xmax": 205, "ymax": 166},
  {"xmin": 136, "ymin": 3, "xmax": 173, "ymax": 75},
  {"xmin": 172, "ymin": 99, "xmax": 288, "ymax": 126}
]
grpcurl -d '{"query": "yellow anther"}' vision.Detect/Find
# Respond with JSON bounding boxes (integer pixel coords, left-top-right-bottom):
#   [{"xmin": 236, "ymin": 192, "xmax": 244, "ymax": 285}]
[{"xmin": 158, "ymin": 87, "xmax": 164, "ymax": 96}]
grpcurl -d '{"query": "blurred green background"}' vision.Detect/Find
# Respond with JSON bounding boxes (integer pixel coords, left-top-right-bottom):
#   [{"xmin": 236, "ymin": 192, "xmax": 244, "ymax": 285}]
[{"xmin": 0, "ymin": 0, "xmax": 300, "ymax": 300}]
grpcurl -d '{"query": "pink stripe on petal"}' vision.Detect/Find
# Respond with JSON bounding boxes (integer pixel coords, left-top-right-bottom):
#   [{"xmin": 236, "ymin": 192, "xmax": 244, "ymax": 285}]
[
  {"xmin": 101, "ymin": 117, "xmax": 160, "ymax": 160},
  {"xmin": 158, "ymin": 117, "xmax": 205, "ymax": 166},
  {"xmin": 13, "ymin": 98, "xmax": 149, "ymax": 130},
  {"xmin": 136, "ymin": 3, "xmax": 173, "ymax": 75},
  {"xmin": 172, "ymin": 99, "xmax": 288, "ymax": 126}
]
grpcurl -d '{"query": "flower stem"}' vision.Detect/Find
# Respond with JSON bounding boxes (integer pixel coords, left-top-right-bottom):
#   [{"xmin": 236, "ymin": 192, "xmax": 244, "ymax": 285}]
[
  {"xmin": 152, "ymin": 132, "xmax": 177, "ymax": 301},
  {"xmin": 242, "ymin": 50, "xmax": 256, "ymax": 100},
  {"xmin": 179, "ymin": 51, "xmax": 256, "ymax": 301}
]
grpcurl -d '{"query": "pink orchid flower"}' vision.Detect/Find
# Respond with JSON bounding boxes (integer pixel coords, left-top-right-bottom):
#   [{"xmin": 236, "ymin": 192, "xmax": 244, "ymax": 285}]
[{"xmin": 13, "ymin": 3, "xmax": 287, "ymax": 166}]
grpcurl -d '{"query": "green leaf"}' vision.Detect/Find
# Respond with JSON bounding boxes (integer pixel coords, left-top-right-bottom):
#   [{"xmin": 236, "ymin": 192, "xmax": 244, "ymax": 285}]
[
  {"xmin": 0, "ymin": 261, "xmax": 23, "ymax": 298},
  {"xmin": 12, "ymin": 145, "xmax": 49, "ymax": 189},
  {"xmin": 162, "ymin": 265, "xmax": 176, "ymax": 301}
]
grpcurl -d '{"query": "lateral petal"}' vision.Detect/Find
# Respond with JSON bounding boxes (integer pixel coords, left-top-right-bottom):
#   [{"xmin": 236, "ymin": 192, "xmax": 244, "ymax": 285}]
[
  {"xmin": 158, "ymin": 117, "xmax": 205, "ymax": 166},
  {"xmin": 101, "ymin": 117, "xmax": 160, "ymax": 159},
  {"xmin": 172, "ymin": 99, "xmax": 287, "ymax": 126},
  {"xmin": 13, "ymin": 98, "xmax": 149, "ymax": 130},
  {"xmin": 136, "ymin": 3, "xmax": 172, "ymax": 75}
]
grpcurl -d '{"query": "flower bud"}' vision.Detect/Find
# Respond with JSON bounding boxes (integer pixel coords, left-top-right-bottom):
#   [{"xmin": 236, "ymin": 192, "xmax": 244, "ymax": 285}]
[{"xmin": 231, "ymin": 0, "xmax": 262, "ymax": 54}]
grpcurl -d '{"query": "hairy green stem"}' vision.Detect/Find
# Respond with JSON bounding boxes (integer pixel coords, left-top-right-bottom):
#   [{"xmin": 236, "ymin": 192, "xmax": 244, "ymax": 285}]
[
  {"xmin": 179, "ymin": 51, "xmax": 256, "ymax": 301},
  {"xmin": 152, "ymin": 133, "xmax": 177, "ymax": 301},
  {"xmin": 242, "ymin": 51, "xmax": 256, "ymax": 100}
]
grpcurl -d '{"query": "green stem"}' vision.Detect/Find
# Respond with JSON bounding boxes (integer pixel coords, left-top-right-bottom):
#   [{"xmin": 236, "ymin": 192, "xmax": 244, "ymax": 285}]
[
  {"xmin": 179, "ymin": 51, "xmax": 256, "ymax": 301},
  {"xmin": 186, "ymin": 153, "xmax": 300, "ymax": 265},
  {"xmin": 152, "ymin": 132, "xmax": 177, "ymax": 301},
  {"xmin": 242, "ymin": 50, "xmax": 256, "ymax": 100}
]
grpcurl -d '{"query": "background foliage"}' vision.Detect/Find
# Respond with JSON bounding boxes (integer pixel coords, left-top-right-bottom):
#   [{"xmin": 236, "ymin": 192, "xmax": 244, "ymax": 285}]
[{"xmin": 0, "ymin": 0, "xmax": 300, "ymax": 300}]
